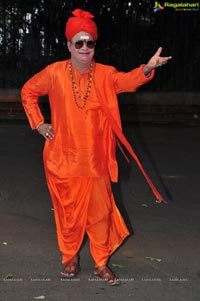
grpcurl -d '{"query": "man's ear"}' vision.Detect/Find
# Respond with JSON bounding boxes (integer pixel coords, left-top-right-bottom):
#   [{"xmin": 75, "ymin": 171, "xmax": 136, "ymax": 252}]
[{"xmin": 67, "ymin": 41, "xmax": 71, "ymax": 52}]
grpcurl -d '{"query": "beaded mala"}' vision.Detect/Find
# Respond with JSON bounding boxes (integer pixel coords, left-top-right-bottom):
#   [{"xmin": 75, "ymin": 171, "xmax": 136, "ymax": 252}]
[{"xmin": 69, "ymin": 61, "xmax": 93, "ymax": 109}]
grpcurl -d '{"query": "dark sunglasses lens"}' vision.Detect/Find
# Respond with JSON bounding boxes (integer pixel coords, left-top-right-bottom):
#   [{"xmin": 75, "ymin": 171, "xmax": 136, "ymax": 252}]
[
  {"xmin": 75, "ymin": 41, "xmax": 84, "ymax": 49},
  {"xmin": 74, "ymin": 40, "xmax": 96, "ymax": 49},
  {"xmin": 87, "ymin": 41, "xmax": 96, "ymax": 48}
]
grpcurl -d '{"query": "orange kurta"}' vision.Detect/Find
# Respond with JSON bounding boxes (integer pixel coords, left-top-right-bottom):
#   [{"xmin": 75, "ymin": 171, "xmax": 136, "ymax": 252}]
[
  {"xmin": 21, "ymin": 60, "xmax": 154, "ymax": 266},
  {"xmin": 21, "ymin": 60, "xmax": 155, "ymax": 181}
]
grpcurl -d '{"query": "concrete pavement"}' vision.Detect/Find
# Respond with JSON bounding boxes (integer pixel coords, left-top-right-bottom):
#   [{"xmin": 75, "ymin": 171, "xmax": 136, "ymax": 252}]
[{"xmin": 0, "ymin": 123, "xmax": 200, "ymax": 301}]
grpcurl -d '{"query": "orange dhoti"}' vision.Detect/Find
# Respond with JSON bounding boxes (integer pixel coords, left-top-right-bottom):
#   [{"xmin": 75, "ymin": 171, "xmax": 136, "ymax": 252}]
[{"xmin": 47, "ymin": 176, "xmax": 129, "ymax": 267}]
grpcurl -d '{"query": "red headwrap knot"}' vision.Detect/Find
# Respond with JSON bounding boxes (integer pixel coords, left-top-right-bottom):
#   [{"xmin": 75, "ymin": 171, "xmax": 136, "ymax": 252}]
[{"xmin": 65, "ymin": 9, "xmax": 98, "ymax": 41}]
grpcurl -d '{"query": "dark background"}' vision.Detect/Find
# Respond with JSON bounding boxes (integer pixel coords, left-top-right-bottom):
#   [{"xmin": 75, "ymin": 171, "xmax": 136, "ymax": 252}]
[{"xmin": 0, "ymin": 0, "xmax": 200, "ymax": 91}]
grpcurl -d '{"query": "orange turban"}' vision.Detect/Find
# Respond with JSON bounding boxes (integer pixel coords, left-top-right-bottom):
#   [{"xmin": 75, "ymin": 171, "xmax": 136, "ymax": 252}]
[{"xmin": 65, "ymin": 9, "xmax": 98, "ymax": 41}]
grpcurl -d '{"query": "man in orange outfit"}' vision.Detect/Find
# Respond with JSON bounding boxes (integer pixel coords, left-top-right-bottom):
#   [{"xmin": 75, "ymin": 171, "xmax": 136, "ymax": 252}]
[{"xmin": 21, "ymin": 8, "xmax": 172, "ymax": 285}]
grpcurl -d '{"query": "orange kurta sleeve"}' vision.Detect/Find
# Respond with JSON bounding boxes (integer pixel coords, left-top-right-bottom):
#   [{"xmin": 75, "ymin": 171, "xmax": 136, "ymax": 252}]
[
  {"xmin": 112, "ymin": 64, "xmax": 155, "ymax": 94},
  {"xmin": 21, "ymin": 67, "xmax": 50, "ymax": 129}
]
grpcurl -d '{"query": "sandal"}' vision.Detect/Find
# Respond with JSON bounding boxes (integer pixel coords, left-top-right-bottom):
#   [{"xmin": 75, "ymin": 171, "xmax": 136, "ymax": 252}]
[
  {"xmin": 94, "ymin": 266, "xmax": 120, "ymax": 286},
  {"xmin": 61, "ymin": 257, "xmax": 80, "ymax": 278}
]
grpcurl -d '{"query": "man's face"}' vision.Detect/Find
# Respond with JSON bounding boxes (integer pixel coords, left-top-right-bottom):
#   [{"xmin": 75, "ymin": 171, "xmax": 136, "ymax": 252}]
[{"xmin": 67, "ymin": 31, "xmax": 95, "ymax": 65}]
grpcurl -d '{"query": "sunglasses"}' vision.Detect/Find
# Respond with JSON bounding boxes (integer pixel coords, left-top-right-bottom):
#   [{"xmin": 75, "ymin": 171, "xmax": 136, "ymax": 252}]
[{"xmin": 71, "ymin": 40, "xmax": 96, "ymax": 49}]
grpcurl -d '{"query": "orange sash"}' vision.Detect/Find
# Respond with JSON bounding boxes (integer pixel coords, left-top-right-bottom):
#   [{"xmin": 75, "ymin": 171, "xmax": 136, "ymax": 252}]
[{"xmin": 96, "ymin": 89, "xmax": 166, "ymax": 203}]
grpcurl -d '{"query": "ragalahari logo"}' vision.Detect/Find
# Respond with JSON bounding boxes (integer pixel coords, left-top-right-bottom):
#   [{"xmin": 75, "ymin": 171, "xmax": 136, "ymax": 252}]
[
  {"xmin": 154, "ymin": 1, "xmax": 165, "ymax": 12},
  {"xmin": 154, "ymin": 1, "xmax": 199, "ymax": 12}
]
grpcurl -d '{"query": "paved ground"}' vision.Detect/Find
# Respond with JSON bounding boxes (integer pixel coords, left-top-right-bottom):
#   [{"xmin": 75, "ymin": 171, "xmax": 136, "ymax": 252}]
[{"xmin": 0, "ymin": 123, "xmax": 200, "ymax": 301}]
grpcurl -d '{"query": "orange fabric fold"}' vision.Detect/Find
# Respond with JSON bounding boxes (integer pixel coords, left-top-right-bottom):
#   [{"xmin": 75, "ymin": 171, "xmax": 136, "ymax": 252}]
[
  {"xmin": 48, "ymin": 176, "xmax": 129, "ymax": 266},
  {"xmin": 96, "ymin": 88, "xmax": 165, "ymax": 202}
]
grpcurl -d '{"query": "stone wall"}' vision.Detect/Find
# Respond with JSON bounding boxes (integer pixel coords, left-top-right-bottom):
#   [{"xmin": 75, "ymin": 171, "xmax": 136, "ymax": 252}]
[
  {"xmin": 0, "ymin": 89, "xmax": 200, "ymax": 125},
  {"xmin": 118, "ymin": 92, "xmax": 200, "ymax": 125}
]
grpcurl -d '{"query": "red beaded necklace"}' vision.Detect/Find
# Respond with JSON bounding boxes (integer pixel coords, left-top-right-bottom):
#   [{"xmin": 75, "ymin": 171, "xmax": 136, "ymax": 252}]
[{"xmin": 69, "ymin": 61, "xmax": 93, "ymax": 109}]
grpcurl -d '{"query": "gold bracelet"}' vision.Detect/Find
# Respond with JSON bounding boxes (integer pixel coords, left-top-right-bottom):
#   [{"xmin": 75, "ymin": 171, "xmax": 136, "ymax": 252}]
[{"xmin": 36, "ymin": 122, "xmax": 44, "ymax": 129}]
